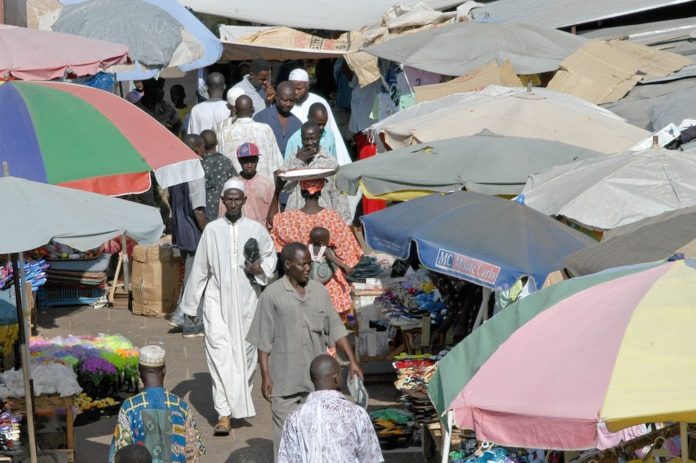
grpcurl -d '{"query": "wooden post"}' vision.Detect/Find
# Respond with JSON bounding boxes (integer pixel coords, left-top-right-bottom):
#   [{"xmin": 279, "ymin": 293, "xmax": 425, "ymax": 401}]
[
  {"xmin": 680, "ymin": 422, "xmax": 688, "ymax": 463},
  {"xmin": 3, "ymin": 0, "xmax": 26, "ymax": 27}
]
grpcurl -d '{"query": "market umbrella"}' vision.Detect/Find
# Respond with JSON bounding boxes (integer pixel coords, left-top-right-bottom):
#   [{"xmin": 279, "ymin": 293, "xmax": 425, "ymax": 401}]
[
  {"xmin": 48, "ymin": 0, "xmax": 223, "ymax": 81},
  {"xmin": 520, "ymin": 146, "xmax": 696, "ymax": 230},
  {"xmin": 368, "ymin": 85, "xmax": 650, "ymax": 154},
  {"xmin": 0, "ymin": 24, "xmax": 128, "ymax": 81},
  {"xmin": 428, "ymin": 258, "xmax": 696, "ymax": 452},
  {"xmin": 363, "ymin": 21, "xmax": 587, "ymax": 76},
  {"xmin": 563, "ymin": 206, "xmax": 696, "ymax": 276},
  {"xmin": 0, "ymin": 170, "xmax": 164, "ymax": 462},
  {"xmin": 360, "ymin": 191, "xmax": 594, "ymax": 290},
  {"xmin": 0, "ymin": 80, "xmax": 203, "ymax": 196},
  {"xmin": 336, "ymin": 131, "xmax": 601, "ymax": 200}
]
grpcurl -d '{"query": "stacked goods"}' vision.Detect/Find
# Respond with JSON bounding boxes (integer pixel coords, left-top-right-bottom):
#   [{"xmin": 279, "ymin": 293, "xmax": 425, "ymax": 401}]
[{"xmin": 393, "ymin": 354, "xmax": 439, "ymax": 424}]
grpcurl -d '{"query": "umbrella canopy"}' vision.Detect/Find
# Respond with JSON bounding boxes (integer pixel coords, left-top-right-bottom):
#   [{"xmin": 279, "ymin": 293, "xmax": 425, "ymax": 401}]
[
  {"xmin": 520, "ymin": 146, "xmax": 696, "ymax": 230},
  {"xmin": 50, "ymin": 0, "xmax": 222, "ymax": 81},
  {"xmin": 363, "ymin": 21, "xmax": 587, "ymax": 76},
  {"xmin": 428, "ymin": 258, "xmax": 696, "ymax": 450},
  {"xmin": 0, "ymin": 174, "xmax": 164, "ymax": 254},
  {"xmin": 336, "ymin": 131, "xmax": 601, "ymax": 199},
  {"xmin": 564, "ymin": 207, "xmax": 696, "ymax": 276},
  {"xmin": 0, "ymin": 24, "xmax": 128, "ymax": 81},
  {"xmin": 0, "ymin": 80, "xmax": 203, "ymax": 196},
  {"xmin": 360, "ymin": 191, "xmax": 594, "ymax": 290},
  {"xmin": 368, "ymin": 86, "xmax": 650, "ymax": 154}
]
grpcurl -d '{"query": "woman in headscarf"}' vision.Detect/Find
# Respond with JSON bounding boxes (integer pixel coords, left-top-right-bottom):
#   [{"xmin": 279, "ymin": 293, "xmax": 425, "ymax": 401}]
[{"xmin": 272, "ymin": 178, "xmax": 362, "ymax": 318}]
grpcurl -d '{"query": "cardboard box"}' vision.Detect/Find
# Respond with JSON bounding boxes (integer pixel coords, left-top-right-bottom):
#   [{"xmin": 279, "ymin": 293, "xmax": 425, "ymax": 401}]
[{"xmin": 131, "ymin": 237, "xmax": 182, "ymax": 317}]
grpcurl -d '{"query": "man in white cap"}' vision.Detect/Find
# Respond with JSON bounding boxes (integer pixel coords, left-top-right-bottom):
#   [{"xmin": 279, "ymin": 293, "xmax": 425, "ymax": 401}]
[
  {"xmin": 288, "ymin": 68, "xmax": 352, "ymax": 167},
  {"xmin": 109, "ymin": 345, "xmax": 205, "ymax": 463},
  {"xmin": 180, "ymin": 178, "xmax": 277, "ymax": 436}
]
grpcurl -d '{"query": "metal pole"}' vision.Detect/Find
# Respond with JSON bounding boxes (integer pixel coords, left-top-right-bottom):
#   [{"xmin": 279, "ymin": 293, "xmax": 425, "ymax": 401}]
[
  {"xmin": 441, "ymin": 410, "xmax": 455, "ymax": 463},
  {"xmin": 120, "ymin": 234, "xmax": 130, "ymax": 293},
  {"xmin": 680, "ymin": 422, "xmax": 688, "ymax": 463},
  {"xmin": 11, "ymin": 254, "xmax": 38, "ymax": 463}
]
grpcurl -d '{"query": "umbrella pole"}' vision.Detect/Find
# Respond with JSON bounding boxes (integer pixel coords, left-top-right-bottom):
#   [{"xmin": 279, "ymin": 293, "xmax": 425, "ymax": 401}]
[
  {"xmin": 473, "ymin": 288, "xmax": 492, "ymax": 330},
  {"xmin": 441, "ymin": 410, "xmax": 455, "ymax": 463},
  {"xmin": 681, "ymin": 422, "xmax": 688, "ymax": 463},
  {"xmin": 120, "ymin": 234, "xmax": 130, "ymax": 293},
  {"xmin": 10, "ymin": 253, "xmax": 38, "ymax": 463}
]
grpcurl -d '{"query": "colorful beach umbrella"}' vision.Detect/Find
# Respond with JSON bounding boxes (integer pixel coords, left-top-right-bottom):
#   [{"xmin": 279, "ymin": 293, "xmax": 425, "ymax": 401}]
[
  {"xmin": 0, "ymin": 80, "xmax": 203, "ymax": 196},
  {"xmin": 361, "ymin": 191, "xmax": 594, "ymax": 290},
  {"xmin": 0, "ymin": 24, "xmax": 129, "ymax": 81},
  {"xmin": 428, "ymin": 258, "xmax": 696, "ymax": 450}
]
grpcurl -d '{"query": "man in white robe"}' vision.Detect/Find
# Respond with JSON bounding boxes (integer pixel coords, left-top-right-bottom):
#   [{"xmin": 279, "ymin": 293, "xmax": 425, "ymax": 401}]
[
  {"xmin": 289, "ymin": 68, "xmax": 352, "ymax": 167},
  {"xmin": 181, "ymin": 178, "xmax": 277, "ymax": 435}
]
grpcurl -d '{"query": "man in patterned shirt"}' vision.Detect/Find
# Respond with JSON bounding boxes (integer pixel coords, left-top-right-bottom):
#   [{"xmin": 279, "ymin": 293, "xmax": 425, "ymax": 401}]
[
  {"xmin": 278, "ymin": 354, "xmax": 383, "ymax": 463},
  {"xmin": 109, "ymin": 345, "xmax": 205, "ymax": 463},
  {"xmin": 199, "ymin": 130, "xmax": 236, "ymax": 221}
]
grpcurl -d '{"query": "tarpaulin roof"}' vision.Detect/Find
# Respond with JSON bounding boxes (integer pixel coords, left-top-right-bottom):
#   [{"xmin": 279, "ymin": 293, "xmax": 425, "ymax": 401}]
[
  {"xmin": 219, "ymin": 25, "xmax": 348, "ymax": 61},
  {"xmin": 470, "ymin": 0, "xmax": 694, "ymax": 29},
  {"xmin": 178, "ymin": 0, "xmax": 462, "ymax": 31}
]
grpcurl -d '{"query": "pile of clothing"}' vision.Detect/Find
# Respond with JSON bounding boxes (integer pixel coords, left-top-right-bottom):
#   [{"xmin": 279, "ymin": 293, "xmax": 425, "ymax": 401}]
[
  {"xmin": 393, "ymin": 353, "xmax": 440, "ymax": 423},
  {"xmin": 450, "ymin": 439, "xmax": 559, "ymax": 463},
  {"xmin": 376, "ymin": 268, "xmax": 447, "ymax": 329},
  {"xmin": 369, "ymin": 408, "xmax": 416, "ymax": 449}
]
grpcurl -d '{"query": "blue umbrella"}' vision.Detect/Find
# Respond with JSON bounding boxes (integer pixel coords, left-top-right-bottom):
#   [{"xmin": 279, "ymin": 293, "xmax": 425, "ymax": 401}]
[{"xmin": 361, "ymin": 191, "xmax": 595, "ymax": 290}]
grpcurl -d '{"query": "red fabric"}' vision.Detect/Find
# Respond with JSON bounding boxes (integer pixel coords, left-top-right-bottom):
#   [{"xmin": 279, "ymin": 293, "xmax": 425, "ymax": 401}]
[{"xmin": 356, "ymin": 133, "xmax": 386, "ymax": 215}]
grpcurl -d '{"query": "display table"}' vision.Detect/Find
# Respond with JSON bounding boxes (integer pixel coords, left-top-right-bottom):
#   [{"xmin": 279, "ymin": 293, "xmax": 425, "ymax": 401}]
[
  {"xmin": 10, "ymin": 394, "xmax": 75, "ymax": 462},
  {"xmin": 422, "ymin": 422, "xmax": 465, "ymax": 463}
]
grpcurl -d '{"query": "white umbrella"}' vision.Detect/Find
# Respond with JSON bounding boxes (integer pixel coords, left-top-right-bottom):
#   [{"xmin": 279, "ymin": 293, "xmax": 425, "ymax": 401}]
[
  {"xmin": 0, "ymin": 169, "xmax": 164, "ymax": 462},
  {"xmin": 369, "ymin": 85, "xmax": 650, "ymax": 154},
  {"xmin": 362, "ymin": 21, "xmax": 587, "ymax": 76},
  {"xmin": 520, "ymin": 146, "xmax": 696, "ymax": 230}
]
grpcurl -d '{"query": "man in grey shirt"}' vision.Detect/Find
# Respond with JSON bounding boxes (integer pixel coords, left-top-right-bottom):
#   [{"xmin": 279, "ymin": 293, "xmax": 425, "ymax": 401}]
[{"xmin": 247, "ymin": 242, "xmax": 362, "ymax": 461}]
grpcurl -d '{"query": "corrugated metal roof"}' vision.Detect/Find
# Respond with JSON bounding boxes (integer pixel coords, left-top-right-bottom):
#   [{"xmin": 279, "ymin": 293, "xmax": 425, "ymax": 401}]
[
  {"xmin": 581, "ymin": 17, "xmax": 696, "ymax": 58},
  {"xmin": 471, "ymin": 0, "xmax": 694, "ymax": 29}
]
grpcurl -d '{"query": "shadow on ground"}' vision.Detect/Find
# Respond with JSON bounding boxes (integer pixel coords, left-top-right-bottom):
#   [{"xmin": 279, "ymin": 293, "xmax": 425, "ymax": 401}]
[
  {"xmin": 171, "ymin": 372, "xmax": 217, "ymax": 426},
  {"xmin": 225, "ymin": 437, "xmax": 273, "ymax": 463}
]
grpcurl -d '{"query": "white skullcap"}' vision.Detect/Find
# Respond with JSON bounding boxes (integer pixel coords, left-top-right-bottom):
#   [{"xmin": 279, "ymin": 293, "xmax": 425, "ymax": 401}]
[
  {"xmin": 222, "ymin": 177, "xmax": 246, "ymax": 194},
  {"xmin": 139, "ymin": 345, "xmax": 166, "ymax": 367},
  {"xmin": 227, "ymin": 87, "xmax": 246, "ymax": 105},
  {"xmin": 289, "ymin": 68, "xmax": 309, "ymax": 82}
]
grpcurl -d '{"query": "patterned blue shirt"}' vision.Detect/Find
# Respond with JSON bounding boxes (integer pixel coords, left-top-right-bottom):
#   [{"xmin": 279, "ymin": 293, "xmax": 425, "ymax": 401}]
[{"xmin": 109, "ymin": 387, "xmax": 205, "ymax": 463}]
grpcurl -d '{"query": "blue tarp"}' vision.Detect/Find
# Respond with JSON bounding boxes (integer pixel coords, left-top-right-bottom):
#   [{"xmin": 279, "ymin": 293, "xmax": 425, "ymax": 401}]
[{"xmin": 361, "ymin": 192, "xmax": 594, "ymax": 290}]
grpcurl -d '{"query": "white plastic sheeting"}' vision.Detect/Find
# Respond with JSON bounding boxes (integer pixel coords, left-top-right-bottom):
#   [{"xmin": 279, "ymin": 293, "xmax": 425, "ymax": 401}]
[{"xmin": 178, "ymin": 0, "xmax": 462, "ymax": 31}]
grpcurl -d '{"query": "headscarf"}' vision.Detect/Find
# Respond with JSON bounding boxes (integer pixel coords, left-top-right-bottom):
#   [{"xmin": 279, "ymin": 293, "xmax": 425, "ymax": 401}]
[{"xmin": 300, "ymin": 178, "xmax": 326, "ymax": 195}]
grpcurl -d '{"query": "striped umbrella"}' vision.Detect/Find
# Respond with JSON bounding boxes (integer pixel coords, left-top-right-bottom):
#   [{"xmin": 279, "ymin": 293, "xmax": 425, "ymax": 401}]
[
  {"xmin": 0, "ymin": 80, "xmax": 202, "ymax": 196},
  {"xmin": 428, "ymin": 259, "xmax": 696, "ymax": 450}
]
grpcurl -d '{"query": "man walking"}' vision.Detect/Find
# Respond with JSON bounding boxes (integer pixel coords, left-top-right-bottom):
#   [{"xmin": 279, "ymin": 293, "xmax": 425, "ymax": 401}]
[
  {"xmin": 254, "ymin": 81, "xmax": 303, "ymax": 156},
  {"xmin": 270, "ymin": 121, "xmax": 352, "ymax": 225},
  {"xmin": 247, "ymin": 242, "xmax": 362, "ymax": 460},
  {"xmin": 109, "ymin": 345, "xmax": 205, "ymax": 462},
  {"xmin": 233, "ymin": 58, "xmax": 275, "ymax": 115},
  {"xmin": 168, "ymin": 134, "xmax": 208, "ymax": 338},
  {"xmin": 181, "ymin": 179, "xmax": 277, "ymax": 436},
  {"xmin": 199, "ymin": 130, "xmax": 236, "ymax": 222},
  {"xmin": 289, "ymin": 68, "xmax": 351, "ymax": 166},
  {"xmin": 284, "ymin": 102, "xmax": 337, "ymax": 159},
  {"xmin": 188, "ymin": 72, "xmax": 230, "ymax": 134},
  {"xmin": 233, "ymin": 143, "xmax": 275, "ymax": 226},
  {"xmin": 279, "ymin": 354, "xmax": 383, "ymax": 463},
  {"xmin": 216, "ymin": 95, "xmax": 284, "ymax": 183}
]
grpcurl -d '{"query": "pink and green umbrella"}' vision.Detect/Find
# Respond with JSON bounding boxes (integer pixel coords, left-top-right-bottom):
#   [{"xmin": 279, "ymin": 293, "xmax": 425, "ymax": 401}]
[
  {"xmin": 429, "ymin": 259, "xmax": 696, "ymax": 450},
  {"xmin": 0, "ymin": 80, "xmax": 202, "ymax": 196}
]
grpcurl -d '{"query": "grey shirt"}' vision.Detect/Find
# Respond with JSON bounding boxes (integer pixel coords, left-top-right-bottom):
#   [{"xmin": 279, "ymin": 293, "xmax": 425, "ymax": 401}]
[
  {"xmin": 247, "ymin": 277, "xmax": 349, "ymax": 397},
  {"xmin": 232, "ymin": 75, "xmax": 267, "ymax": 116}
]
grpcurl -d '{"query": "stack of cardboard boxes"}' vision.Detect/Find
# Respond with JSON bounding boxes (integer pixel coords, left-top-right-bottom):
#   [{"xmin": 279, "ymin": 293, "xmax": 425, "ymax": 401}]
[{"xmin": 131, "ymin": 237, "xmax": 182, "ymax": 317}]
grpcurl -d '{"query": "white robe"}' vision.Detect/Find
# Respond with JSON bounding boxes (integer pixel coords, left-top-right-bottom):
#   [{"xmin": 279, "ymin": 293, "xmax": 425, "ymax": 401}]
[
  {"xmin": 181, "ymin": 216, "xmax": 277, "ymax": 418},
  {"xmin": 291, "ymin": 92, "xmax": 352, "ymax": 167}
]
